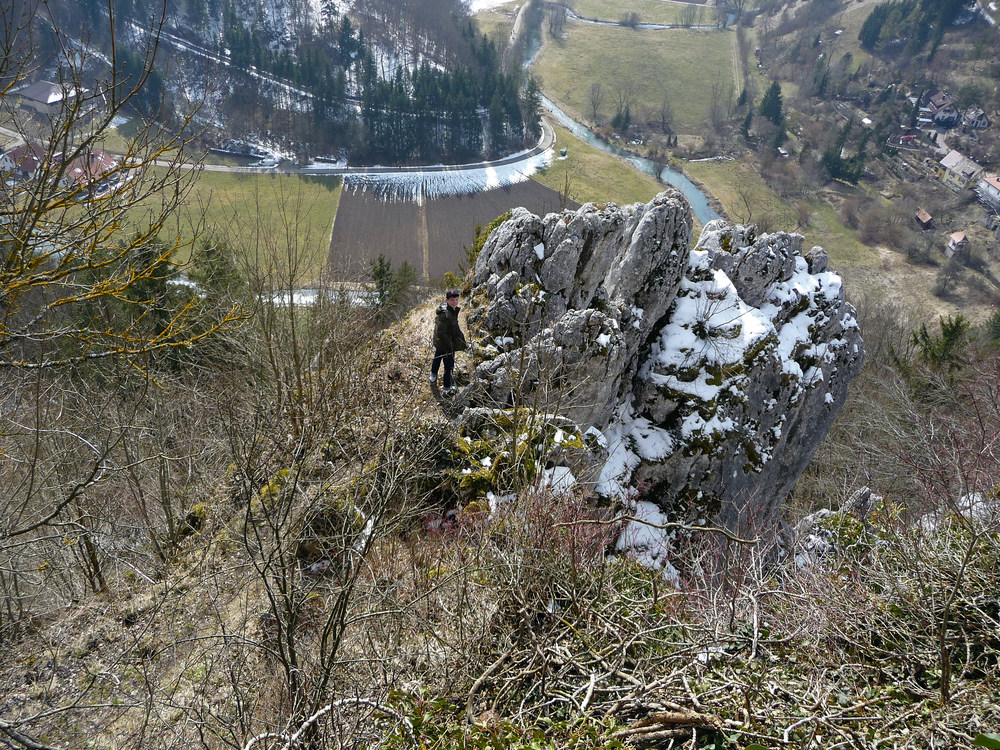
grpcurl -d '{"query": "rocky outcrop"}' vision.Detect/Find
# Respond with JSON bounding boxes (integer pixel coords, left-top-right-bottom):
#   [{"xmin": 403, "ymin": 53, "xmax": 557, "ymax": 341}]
[
  {"xmin": 787, "ymin": 487, "xmax": 882, "ymax": 567},
  {"xmin": 464, "ymin": 190, "xmax": 865, "ymax": 540}
]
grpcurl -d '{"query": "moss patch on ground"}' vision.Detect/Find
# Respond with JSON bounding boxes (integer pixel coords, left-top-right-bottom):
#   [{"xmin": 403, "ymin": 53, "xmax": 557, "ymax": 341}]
[{"xmin": 534, "ymin": 21, "xmax": 736, "ymax": 134}]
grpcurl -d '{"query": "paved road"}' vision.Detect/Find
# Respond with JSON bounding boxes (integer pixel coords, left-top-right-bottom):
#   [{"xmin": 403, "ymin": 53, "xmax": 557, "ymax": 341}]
[
  {"xmin": 195, "ymin": 117, "xmax": 556, "ymax": 177},
  {"xmin": 3, "ymin": 116, "xmax": 556, "ymax": 183}
]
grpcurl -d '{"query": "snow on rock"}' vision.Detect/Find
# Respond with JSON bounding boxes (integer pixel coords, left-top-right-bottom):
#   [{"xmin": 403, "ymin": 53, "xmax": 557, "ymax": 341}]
[
  {"xmin": 614, "ymin": 501, "xmax": 680, "ymax": 582},
  {"xmin": 464, "ymin": 192, "xmax": 865, "ymax": 560}
]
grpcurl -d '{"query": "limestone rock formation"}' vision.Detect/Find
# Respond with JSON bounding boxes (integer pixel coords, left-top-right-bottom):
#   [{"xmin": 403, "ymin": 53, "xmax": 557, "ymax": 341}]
[{"xmin": 464, "ymin": 190, "xmax": 865, "ymax": 541}]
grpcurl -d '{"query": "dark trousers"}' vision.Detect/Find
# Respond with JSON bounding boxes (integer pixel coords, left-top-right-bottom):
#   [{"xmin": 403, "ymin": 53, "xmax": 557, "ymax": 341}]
[{"xmin": 431, "ymin": 350, "xmax": 454, "ymax": 388}]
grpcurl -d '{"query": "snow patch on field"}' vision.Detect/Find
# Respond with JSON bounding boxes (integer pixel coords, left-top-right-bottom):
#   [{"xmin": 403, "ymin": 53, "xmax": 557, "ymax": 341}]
[
  {"xmin": 465, "ymin": 0, "xmax": 515, "ymax": 11},
  {"xmin": 343, "ymin": 148, "xmax": 553, "ymax": 201}
]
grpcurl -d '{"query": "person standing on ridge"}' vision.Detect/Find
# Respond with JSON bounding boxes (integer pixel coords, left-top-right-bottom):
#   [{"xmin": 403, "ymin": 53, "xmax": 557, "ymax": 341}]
[{"xmin": 430, "ymin": 289, "xmax": 467, "ymax": 396}]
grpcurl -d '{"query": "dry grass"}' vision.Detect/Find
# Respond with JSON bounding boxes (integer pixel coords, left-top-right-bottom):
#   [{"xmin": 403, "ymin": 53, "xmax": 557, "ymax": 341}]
[
  {"xmin": 569, "ymin": 0, "xmax": 689, "ymax": 25},
  {"xmin": 534, "ymin": 20, "xmax": 736, "ymax": 134},
  {"xmin": 473, "ymin": 0, "xmax": 519, "ymax": 43},
  {"xmin": 532, "ymin": 121, "xmax": 666, "ymax": 206},
  {"xmin": 685, "ymin": 159, "xmax": 794, "ymax": 228},
  {"xmin": 159, "ymin": 170, "xmax": 342, "ymax": 283}
]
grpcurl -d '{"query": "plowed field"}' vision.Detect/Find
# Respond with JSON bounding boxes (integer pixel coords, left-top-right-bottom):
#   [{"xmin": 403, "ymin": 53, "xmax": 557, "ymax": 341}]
[{"xmin": 329, "ymin": 181, "xmax": 579, "ymax": 282}]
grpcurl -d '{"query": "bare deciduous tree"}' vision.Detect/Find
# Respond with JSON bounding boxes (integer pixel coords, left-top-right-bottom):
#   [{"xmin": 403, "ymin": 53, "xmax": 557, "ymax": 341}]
[
  {"xmin": 659, "ymin": 93, "xmax": 674, "ymax": 134},
  {"xmin": 589, "ymin": 82, "xmax": 605, "ymax": 124}
]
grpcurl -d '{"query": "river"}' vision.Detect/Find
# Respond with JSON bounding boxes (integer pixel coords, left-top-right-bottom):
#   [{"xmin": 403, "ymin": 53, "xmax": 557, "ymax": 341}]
[
  {"xmin": 539, "ymin": 96, "xmax": 721, "ymax": 226},
  {"xmin": 519, "ymin": 11, "xmax": 721, "ymax": 226}
]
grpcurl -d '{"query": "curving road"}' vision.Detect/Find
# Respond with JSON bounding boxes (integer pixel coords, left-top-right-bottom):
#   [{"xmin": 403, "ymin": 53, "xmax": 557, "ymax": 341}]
[{"xmin": 196, "ymin": 117, "xmax": 556, "ymax": 178}]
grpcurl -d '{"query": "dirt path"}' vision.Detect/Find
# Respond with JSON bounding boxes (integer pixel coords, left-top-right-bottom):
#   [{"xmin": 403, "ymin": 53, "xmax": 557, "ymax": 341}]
[
  {"xmin": 730, "ymin": 26, "xmax": 741, "ymax": 97},
  {"xmin": 393, "ymin": 297, "xmax": 477, "ymax": 419},
  {"xmin": 419, "ymin": 202, "xmax": 430, "ymax": 282}
]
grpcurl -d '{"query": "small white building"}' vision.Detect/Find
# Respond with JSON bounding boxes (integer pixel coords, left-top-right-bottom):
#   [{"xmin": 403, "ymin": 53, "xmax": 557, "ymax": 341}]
[
  {"xmin": 945, "ymin": 230, "xmax": 969, "ymax": 259},
  {"xmin": 17, "ymin": 81, "xmax": 76, "ymax": 117}
]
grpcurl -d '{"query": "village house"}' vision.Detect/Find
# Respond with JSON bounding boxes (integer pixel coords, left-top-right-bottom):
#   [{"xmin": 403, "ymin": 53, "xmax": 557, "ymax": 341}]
[
  {"xmin": 0, "ymin": 148, "xmax": 14, "ymax": 176},
  {"xmin": 978, "ymin": 174, "xmax": 1000, "ymax": 210},
  {"xmin": 17, "ymin": 81, "xmax": 76, "ymax": 117},
  {"xmin": 5, "ymin": 142, "xmax": 46, "ymax": 180},
  {"xmin": 915, "ymin": 208, "xmax": 934, "ymax": 230},
  {"xmin": 937, "ymin": 150, "xmax": 984, "ymax": 192},
  {"xmin": 919, "ymin": 89, "xmax": 960, "ymax": 128},
  {"xmin": 59, "ymin": 149, "xmax": 118, "ymax": 194},
  {"xmin": 963, "ymin": 107, "xmax": 991, "ymax": 131},
  {"xmin": 945, "ymin": 230, "xmax": 969, "ymax": 259}
]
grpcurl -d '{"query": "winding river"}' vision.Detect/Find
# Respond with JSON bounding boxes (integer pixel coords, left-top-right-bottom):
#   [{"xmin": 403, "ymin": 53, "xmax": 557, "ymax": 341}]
[
  {"xmin": 540, "ymin": 95, "xmax": 721, "ymax": 225},
  {"xmin": 519, "ymin": 13, "xmax": 720, "ymax": 226}
]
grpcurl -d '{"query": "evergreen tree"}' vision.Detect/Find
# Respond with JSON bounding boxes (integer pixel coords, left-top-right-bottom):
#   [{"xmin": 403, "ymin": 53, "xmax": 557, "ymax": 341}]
[{"xmin": 758, "ymin": 80, "xmax": 783, "ymax": 126}]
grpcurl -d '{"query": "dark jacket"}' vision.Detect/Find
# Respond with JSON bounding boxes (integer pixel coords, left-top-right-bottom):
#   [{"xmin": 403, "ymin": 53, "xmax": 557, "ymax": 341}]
[{"xmin": 433, "ymin": 302, "xmax": 466, "ymax": 353}]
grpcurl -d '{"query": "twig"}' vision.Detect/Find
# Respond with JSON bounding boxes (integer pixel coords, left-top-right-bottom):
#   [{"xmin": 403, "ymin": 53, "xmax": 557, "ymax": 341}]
[
  {"xmin": 242, "ymin": 698, "xmax": 416, "ymax": 750},
  {"xmin": 0, "ymin": 722, "xmax": 63, "ymax": 750},
  {"xmin": 580, "ymin": 672, "xmax": 597, "ymax": 713},
  {"xmin": 783, "ymin": 715, "xmax": 814, "ymax": 744},
  {"xmin": 466, "ymin": 646, "xmax": 515, "ymax": 724},
  {"xmin": 554, "ymin": 515, "xmax": 759, "ymax": 546}
]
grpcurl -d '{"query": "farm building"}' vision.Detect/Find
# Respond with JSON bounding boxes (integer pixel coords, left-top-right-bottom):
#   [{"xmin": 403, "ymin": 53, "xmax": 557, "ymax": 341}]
[{"xmin": 17, "ymin": 81, "xmax": 75, "ymax": 117}]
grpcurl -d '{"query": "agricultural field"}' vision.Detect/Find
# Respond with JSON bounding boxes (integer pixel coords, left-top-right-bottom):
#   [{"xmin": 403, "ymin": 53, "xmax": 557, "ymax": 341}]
[
  {"xmin": 568, "ymin": 0, "xmax": 688, "ymax": 25},
  {"xmin": 330, "ymin": 180, "xmax": 575, "ymax": 283},
  {"xmin": 534, "ymin": 20, "xmax": 736, "ymax": 134},
  {"xmin": 474, "ymin": 0, "xmax": 519, "ymax": 44},
  {"xmin": 532, "ymin": 122, "xmax": 666, "ymax": 207},
  {"xmin": 162, "ymin": 170, "xmax": 341, "ymax": 283},
  {"xmin": 328, "ymin": 190, "xmax": 423, "ymax": 281}
]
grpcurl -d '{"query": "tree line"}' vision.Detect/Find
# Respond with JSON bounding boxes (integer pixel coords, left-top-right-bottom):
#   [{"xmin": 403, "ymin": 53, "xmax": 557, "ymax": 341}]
[
  {"xmin": 858, "ymin": 0, "xmax": 969, "ymax": 57},
  {"xmin": 221, "ymin": 8, "xmax": 538, "ymax": 163}
]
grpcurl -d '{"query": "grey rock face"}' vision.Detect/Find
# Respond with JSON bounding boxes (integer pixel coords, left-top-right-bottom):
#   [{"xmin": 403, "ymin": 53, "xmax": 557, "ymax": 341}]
[{"xmin": 465, "ymin": 191, "xmax": 865, "ymax": 536}]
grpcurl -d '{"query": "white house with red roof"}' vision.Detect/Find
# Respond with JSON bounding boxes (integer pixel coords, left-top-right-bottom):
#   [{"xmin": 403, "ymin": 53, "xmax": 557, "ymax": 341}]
[
  {"xmin": 945, "ymin": 231, "xmax": 969, "ymax": 259},
  {"xmin": 5, "ymin": 143, "xmax": 46, "ymax": 179},
  {"xmin": 59, "ymin": 149, "xmax": 118, "ymax": 193}
]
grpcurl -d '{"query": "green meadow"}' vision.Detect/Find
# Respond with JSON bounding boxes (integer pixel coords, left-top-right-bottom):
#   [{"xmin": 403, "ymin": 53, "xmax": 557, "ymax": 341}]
[
  {"xmin": 150, "ymin": 169, "xmax": 342, "ymax": 283},
  {"xmin": 534, "ymin": 21, "xmax": 736, "ymax": 133},
  {"xmin": 532, "ymin": 121, "xmax": 666, "ymax": 206},
  {"xmin": 569, "ymin": 0, "xmax": 689, "ymax": 25}
]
